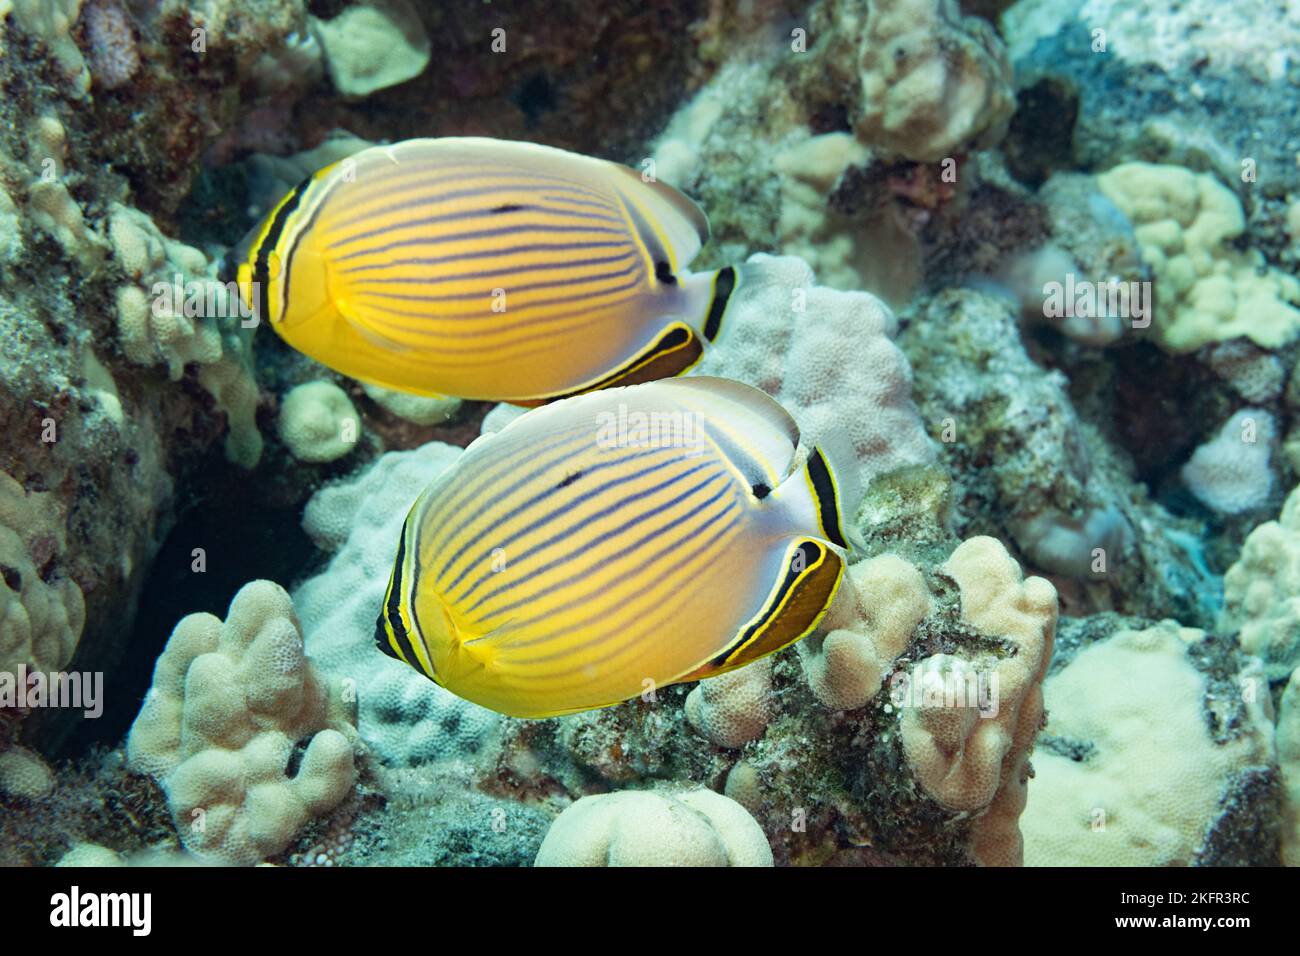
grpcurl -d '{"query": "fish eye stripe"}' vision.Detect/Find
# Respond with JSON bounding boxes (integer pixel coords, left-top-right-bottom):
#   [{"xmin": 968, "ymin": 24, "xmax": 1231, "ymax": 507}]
[
  {"xmin": 703, "ymin": 266, "xmax": 736, "ymax": 342},
  {"xmin": 805, "ymin": 448, "xmax": 848, "ymax": 549},
  {"xmin": 251, "ymin": 174, "xmax": 314, "ymax": 324},
  {"xmin": 383, "ymin": 522, "xmax": 426, "ymax": 673}
]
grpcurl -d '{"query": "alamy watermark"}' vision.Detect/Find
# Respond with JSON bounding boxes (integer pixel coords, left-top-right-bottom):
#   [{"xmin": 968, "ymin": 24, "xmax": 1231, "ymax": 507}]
[
  {"xmin": 1043, "ymin": 274, "xmax": 1152, "ymax": 329},
  {"xmin": 595, "ymin": 403, "xmax": 706, "ymax": 456},
  {"xmin": 0, "ymin": 666, "xmax": 103, "ymax": 718}
]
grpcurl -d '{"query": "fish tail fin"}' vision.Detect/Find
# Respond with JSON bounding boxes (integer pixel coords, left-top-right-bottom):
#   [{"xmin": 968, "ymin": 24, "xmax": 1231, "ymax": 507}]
[{"xmin": 678, "ymin": 265, "xmax": 740, "ymax": 345}]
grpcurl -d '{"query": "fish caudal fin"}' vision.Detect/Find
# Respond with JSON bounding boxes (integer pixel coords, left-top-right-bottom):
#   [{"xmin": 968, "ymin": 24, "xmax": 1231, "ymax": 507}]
[{"xmin": 678, "ymin": 536, "xmax": 843, "ymax": 681}]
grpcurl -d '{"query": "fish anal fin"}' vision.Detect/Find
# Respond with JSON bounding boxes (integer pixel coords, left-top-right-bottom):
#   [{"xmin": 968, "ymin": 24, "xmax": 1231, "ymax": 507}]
[
  {"xmin": 680, "ymin": 538, "xmax": 843, "ymax": 682},
  {"xmin": 510, "ymin": 321, "xmax": 703, "ymax": 407}
]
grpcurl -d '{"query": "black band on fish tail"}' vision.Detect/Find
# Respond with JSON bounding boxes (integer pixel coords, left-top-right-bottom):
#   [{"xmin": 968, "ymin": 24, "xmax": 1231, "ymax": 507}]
[
  {"xmin": 703, "ymin": 266, "xmax": 736, "ymax": 342},
  {"xmin": 806, "ymin": 448, "xmax": 848, "ymax": 549}
]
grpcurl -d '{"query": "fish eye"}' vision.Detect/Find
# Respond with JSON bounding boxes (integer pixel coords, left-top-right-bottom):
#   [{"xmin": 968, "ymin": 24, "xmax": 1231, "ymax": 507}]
[{"xmin": 654, "ymin": 260, "xmax": 677, "ymax": 285}]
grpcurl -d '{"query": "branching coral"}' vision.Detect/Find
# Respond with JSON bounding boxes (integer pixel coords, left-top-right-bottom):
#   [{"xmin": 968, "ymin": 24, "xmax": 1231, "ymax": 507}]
[
  {"xmin": 1096, "ymin": 162, "xmax": 1300, "ymax": 353},
  {"xmin": 534, "ymin": 789, "xmax": 773, "ymax": 867},
  {"xmin": 1220, "ymin": 484, "xmax": 1300, "ymax": 681},
  {"xmin": 900, "ymin": 536, "xmax": 1056, "ymax": 865},
  {"xmin": 798, "ymin": 554, "xmax": 930, "ymax": 711},
  {"xmin": 126, "ymin": 581, "xmax": 358, "ymax": 865},
  {"xmin": 0, "ymin": 472, "xmax": 85, "ymax": 674}
]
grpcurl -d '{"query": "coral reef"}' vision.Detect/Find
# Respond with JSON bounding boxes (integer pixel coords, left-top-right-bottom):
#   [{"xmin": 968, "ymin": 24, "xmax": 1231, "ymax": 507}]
[
  {"xmin": 126, "ymin": 581, "xmax": 358, "ymax": 865},
  {"xmin": 700, "ymin": 254, "xmax": 935, "ymax": 500}
]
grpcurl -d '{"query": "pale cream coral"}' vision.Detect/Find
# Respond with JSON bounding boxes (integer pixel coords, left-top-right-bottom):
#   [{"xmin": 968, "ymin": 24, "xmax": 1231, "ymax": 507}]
[
  {"xmin": 685, "ymin": 659, "xmax": 773, "ymax": 748},
  {"xmin": 126, "ymin": 580, "xmax": 357, "ymax": 866},
  {"xmin": 1181, "ymin": 408, "xmax": 1274, "ymax": 515},
  {"xmin": 534, "ymin": 789, "xmax": 773, "ymax": 867},
  {"xmin": 1278, "ymin": 667, "xmax": 1300, "ymax": 866},
  {"xmin": 852, "ymin": 0, "xmax": 1014, "ymax": 162},
  {"xmin": 197, "ymin": 355, "xmax": 263, "ymax": 470},
  {"xmin": 362, "ymin": 382, "xmax": 461, "ymax": 426},
  {"xmin": 310, "ymin": 0, "xmax": 431, "ymax": 97},
  {"xmin": 0, "ymin": 472, "xmax": 85, "ymax": 673},
  {"xmin": 0, "ymin": 744, "xmax": 55, "ymax": 800},
  {"xmin": 798, "ymin": 554, "xmax": 930, "ymax": 710},
  {"xmin": 1022, "ymin": 622, "xmax": 1274, "ymax": 866},
  {"xmin": 1220, "ymin": 483, "xmax": 1300, "ymax": 675},
  {"xmin": 1096, "ymin": 162, "xmax": 1300, "ymax": 352},
  {"xmin": 901, "ymin": 536, "xmax": 1056, "ymax": 866},
  {"xmin": 278, "ymin": 380, "xmax": 362, "ymax": 463}
]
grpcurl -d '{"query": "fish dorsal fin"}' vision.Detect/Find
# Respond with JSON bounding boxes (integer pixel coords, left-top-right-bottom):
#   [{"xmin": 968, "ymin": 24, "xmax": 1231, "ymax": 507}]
[
  {"xmin": 656, "ymin": 376, "xmax": 801, "ymax": 493},
  {"xmin": 383, "ymin": 137, "xmax": 709, "ymax": 272}
]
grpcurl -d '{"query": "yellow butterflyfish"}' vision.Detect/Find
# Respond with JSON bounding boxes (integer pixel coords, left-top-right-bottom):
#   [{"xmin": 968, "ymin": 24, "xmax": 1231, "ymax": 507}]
[
  {"xmin": 375, "ymin": 376, "xmax": 858, "ymax": 718},
  {"xmin": 224, "ymin": 137, "xmax": 738, "ymax": 404}
]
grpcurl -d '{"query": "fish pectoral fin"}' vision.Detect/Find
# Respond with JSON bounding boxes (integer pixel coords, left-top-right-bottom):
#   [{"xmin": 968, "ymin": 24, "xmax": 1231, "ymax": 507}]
[
  {"xmin": 511, "ymin": 321, "xmax": 704, "ymax": 408},
  {"xmin": 679, "ymin": 537, "xmax": 844, "ymax": 682},
  {"xmin": 334, "ymin": 297, "xmax": 419, "ymax": 355}
]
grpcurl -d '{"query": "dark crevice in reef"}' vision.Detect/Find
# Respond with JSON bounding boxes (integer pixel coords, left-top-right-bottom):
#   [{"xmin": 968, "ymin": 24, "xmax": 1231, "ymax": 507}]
[{"xmin": 65, "ymin": 468, "xmax": 324, "ymax": 756}]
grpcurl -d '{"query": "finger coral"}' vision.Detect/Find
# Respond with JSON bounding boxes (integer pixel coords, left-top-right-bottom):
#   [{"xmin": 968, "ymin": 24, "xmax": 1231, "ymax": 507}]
[
  {"xmin": 278, "ymin": 380, "xmax": 362, "ymax": 464},
  {"xmin": 126, "ymin": 580, "xmax": 358, "ymax": 866}
]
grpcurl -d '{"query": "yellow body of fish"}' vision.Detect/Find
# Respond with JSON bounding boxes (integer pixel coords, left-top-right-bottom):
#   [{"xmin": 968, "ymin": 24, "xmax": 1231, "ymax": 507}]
[
  {"xmin": 226, "ymin": 137, "xmax": 738, "ymax": 404},
  {"xmin": 375, "ymin": 377, "xmax": 855, "ymax": 718}
]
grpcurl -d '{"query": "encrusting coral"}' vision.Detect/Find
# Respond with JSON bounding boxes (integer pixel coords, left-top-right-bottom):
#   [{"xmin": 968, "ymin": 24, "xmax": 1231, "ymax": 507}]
[
  {"xmin": 1022, "ymin": 621, "xmax": 1276, "ymax": 866},
  {"xmin": 534, "ymin": 789, "xmax": 774, "ymax": 867},
  {"xmin": 126, "ymin": 581, "xmax": 358, "ymax": 866}
]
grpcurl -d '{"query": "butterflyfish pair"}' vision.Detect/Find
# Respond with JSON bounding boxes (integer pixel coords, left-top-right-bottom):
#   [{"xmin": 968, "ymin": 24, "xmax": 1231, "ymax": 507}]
[
  {"xmin": 225, "ymin": 137, "xmax": 738, "ymax": 405},
  {"xmin": 375, "ymin": 377, "xmax": 859, "ymax": 718}
]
